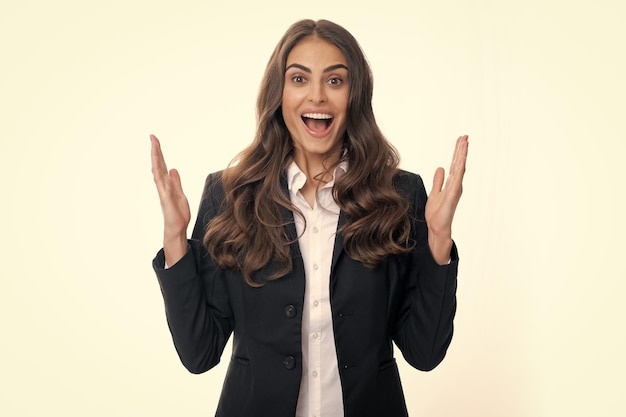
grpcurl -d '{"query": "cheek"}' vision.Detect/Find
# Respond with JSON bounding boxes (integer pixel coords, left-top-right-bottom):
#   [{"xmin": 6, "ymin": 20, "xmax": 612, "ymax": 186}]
[
  {"xmin": 331, "ymin": 90, "xmax": 349, "ymax": 112},
  {"xmin": 281, "ymin": 90, "xmax": 297, "ymax": 114},
  {"xmin": 280, "ymin": 93, "xmax": 299, "ymax": 132}
]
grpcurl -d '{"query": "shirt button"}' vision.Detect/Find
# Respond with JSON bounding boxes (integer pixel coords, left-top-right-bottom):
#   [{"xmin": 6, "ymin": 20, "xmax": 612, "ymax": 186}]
[
  {"xmin": 313, "ymin": 264, "xmax": 319, "ymax": 270},
  {"xmin": 312, "ymin": 332, "xmax": 319, "ymax": 340},
  {"xmin": 312, "ymin": 371, "xmax": 318, "ymax": 378},
  {"xmin": 313, "ymin": 300, "xmax": 319, "ymax": 307},
  {"xmin": 284, "ymin": 304, "xmax": 297, "ymax": 318},
  {"xmin": 313, "ymin": 226, "xmax": 319, "ymax": 233},
  {"xmin": 282, "ymin": 356, "xmax": 296, "ymax": 370}
]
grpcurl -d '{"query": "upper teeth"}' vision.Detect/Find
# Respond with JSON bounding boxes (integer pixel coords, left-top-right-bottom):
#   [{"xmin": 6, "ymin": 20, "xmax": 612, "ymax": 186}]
[{"xmin": 302, "ymin": 113, "xmax": 332, "ymax": 120}]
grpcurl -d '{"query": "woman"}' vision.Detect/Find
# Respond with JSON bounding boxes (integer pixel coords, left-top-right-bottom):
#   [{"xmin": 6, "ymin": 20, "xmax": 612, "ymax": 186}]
[{"xmin": 151, "ymin": 19, "xmax": 468, "ymax": 417}]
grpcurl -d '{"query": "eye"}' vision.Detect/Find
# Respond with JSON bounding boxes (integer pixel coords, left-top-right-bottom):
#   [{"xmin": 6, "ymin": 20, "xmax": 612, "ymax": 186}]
[
  {"xmin": 328, "ymin": 76, "xmax": 344, "ymax": 86},
  {"xmin": 291, "ymin": 75, "xmax": 306, "ymax": 84}
]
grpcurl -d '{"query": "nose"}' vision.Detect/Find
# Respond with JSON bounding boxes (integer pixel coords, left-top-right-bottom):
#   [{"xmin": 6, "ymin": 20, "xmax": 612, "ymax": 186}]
[{"xmin": 308, "ymin": 81, "xmax": 326, "ymax": 104}]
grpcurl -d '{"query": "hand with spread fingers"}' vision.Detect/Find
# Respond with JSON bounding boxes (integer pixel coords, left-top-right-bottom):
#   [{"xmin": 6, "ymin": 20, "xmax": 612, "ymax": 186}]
[
  {"xmin": 150, "ymin": 134, "xmax": 191, "ymax": 266},
  {"xmin": 425, "ymin": 135, "xmax": 469, "ymax": 264}
]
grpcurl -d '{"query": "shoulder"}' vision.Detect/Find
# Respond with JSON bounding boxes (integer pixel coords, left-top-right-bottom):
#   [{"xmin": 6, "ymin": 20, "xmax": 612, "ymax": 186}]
[
  {"xmin": 393, "ymin": 169, "xmax": 422, "ymax": 184},
  {"xmin": 191, "ymin": 170, "xmax": 226, "ymax": 239},
  {"xmin": 203, "ymin": 170, "xmax": 225, "ymax": 189},
  {"xmin": 198, "ymin": 170, "xmax": 227, "ymax": 215},
  {"xmin": 393, "ymin": 169, "xmax": 426, "ymax": 198},
  {"xmin": 201, "ymin": 170, "xmax": 225, "ymax": 200}
]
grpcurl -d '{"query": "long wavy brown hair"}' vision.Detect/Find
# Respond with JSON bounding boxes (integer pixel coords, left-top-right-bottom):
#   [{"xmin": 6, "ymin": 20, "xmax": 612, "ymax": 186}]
[{"xmin": 204, "ymin": 19, "xmax": 413, "ymax": 286}]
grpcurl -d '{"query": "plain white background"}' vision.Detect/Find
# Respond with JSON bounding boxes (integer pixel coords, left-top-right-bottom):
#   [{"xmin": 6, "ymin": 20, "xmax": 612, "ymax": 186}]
[{"xmin": 1, "ymin": 0, "xmax": 624, "ymax": 415}]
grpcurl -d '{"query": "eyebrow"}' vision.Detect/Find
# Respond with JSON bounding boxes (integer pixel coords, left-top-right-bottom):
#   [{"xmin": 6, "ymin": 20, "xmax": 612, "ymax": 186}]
[{"xmin": 285, "ymin": 63, "xmax": 349, "ymax": 73}]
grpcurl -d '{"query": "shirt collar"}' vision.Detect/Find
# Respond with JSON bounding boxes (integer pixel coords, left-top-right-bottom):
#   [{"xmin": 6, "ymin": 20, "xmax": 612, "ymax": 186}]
[{"xmin": 286, "ymin": 159, "xmax": 349, "ymax": 193}]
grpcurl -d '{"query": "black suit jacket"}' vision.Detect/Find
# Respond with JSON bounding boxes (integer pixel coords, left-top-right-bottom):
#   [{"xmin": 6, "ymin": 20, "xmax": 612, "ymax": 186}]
[{"xmin": 153, "ymin": 169, "xmax": 458, "ymax": 417}]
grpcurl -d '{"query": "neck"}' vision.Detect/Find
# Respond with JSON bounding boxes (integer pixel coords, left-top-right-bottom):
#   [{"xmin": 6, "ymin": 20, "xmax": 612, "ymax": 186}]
[
  {"xmin": 293, "ymin": 150, "xmax": 342, "ymax": 208},
  {"xmin": 293, "ymin": 140, "xmax": 343, "ymax": 180},
  {"xmin": 293, "ymin": 153, "xmax": 339, "ymax": 184}
]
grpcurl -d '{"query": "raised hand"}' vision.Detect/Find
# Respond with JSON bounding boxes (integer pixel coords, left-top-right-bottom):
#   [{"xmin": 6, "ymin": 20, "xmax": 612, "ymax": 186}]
[
  {"xmin": 425, "ymin": 135, "xmax": 469, "ymax": 264},
  {"xmin": 150, "ymin": 134, "xmax": 191, "ymax": 266}
]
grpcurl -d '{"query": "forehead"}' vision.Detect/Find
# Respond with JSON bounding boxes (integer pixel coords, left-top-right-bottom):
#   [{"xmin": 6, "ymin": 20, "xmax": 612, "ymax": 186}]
[{"xmin": 286, "ymin": 36, "xmax": 347, "ymax": 67}]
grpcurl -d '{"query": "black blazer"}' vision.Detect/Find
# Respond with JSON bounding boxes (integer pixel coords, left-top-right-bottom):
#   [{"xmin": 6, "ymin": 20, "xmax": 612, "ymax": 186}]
[{"xmin": 153, "ymin": 169, "xmax": 458, "ymax": 417}]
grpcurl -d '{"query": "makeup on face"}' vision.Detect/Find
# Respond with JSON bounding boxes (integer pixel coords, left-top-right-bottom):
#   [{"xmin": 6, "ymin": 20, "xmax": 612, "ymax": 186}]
[{"xmin": 282, "ymin": 36, "xmax": 349, "ymax": 172}]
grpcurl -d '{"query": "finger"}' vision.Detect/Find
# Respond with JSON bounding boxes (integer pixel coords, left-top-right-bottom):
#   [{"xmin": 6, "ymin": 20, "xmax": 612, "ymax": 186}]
[
  {"xmin": 430, "ymin": 167, "xmax": 445, "ymax": 195},
  {"xmin": 437, "ymin": 136, "xmax": 465, "ymax": 198},
  {"xmin": 169, "ymin": 168, "xmax": 184, "ymax": 195},
  {"xmin": 445, "ymin": 136, "xmax": 468, "ymax": 192},
  {"xmin": 450, "ymin": 135, "xmax": 468, "ymax": 176},
  {"xmin": 150, "ymin": 134, "xmax": 169, "ymax": 184},
  {"xmin": 150, "ymin": 134, "xmax": 167, "ymax": 172}
]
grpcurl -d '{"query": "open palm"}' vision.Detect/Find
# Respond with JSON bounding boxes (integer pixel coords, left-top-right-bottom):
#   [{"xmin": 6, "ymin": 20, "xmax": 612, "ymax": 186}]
[
  {"xmin": 425, "ymin": 135, "xmax": 468, "ymax": 262},
  {"xmin": 150, "ymin": 134, "xmax": 191, "ymax": 265}
]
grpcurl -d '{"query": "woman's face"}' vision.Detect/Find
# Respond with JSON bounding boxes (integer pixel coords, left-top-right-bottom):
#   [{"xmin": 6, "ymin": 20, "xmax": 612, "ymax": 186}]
[{"xmin": 282, "ymin": 35, "xmax": 349, "ymax": 169}]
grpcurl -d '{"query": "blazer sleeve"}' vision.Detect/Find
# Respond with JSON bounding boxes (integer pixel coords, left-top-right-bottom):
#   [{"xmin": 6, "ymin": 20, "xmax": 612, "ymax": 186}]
[
  {"xmin": 392, "ymin": 172, "xmax": 458, "ymax": 371},
  {"xmin": 152, "ymin": 171, "xmax": 234, "ymax": 374}
]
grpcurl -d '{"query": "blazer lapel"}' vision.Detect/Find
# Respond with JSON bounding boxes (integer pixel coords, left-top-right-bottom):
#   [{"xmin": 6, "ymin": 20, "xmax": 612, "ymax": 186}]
[
  {"xmin": 279, "ymin": 171, "xmax": 346, "ymax": 273},
  {"xmin": 330, "ymin": 210, "xmax": 347, "ymax": 274},
  {"xmin": 279, "ymin": 173, "xmax": 302, "ymax": 258}
]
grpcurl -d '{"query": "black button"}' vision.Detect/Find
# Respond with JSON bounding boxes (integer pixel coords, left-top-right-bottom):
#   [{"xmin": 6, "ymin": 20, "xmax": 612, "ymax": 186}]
[
  {"xmin": 284, "ymin": 304, "xmax": 297, "ymax": 318},
  {"xmin": 282, "ymin": 356, "xmax": 296, "ymax": 370}
]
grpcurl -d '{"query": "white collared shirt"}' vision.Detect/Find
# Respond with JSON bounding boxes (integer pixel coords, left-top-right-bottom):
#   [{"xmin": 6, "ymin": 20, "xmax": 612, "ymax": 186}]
[{"xmin": 287, "ymin": 160, "xmax": 347, "ymax": 417}]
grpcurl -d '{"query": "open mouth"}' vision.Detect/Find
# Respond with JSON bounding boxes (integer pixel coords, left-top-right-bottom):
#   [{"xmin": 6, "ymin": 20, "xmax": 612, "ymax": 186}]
[{"xmin": 301, "ymin": 113, "xmax": 333, "ymax": 135}]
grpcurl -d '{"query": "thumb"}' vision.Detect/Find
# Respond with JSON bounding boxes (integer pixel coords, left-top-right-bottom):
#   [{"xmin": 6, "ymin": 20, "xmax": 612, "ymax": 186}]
[
  {"xmin": 169, "ymin": 168, "xmax": 183, "ymax": 191},
  {"xmin": 430, "ymin": 167, "xmax": 445, "ymax": 195}
]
